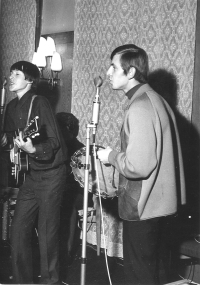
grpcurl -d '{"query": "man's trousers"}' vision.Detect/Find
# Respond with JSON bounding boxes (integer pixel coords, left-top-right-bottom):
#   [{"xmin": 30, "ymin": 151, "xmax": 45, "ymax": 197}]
[{"xmin": 10, "ymin": 164, "xmax": 66, "ymax": 284}]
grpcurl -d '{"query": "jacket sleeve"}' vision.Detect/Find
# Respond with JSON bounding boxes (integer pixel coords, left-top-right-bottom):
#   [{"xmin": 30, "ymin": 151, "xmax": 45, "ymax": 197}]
[
  {"xmin": 108, "ymin": 100, "xmax": 158, "ymax": 179},
  {"xmin": 29, "ymin": 97, "xmax": 60, "ymax": 161}
]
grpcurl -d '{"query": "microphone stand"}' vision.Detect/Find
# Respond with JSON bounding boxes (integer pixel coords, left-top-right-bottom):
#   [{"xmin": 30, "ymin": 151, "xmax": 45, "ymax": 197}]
[
  {"xmin": 0, "ymin": 77, "xmax": 7, "ymax": 150},
  {"xmin": 80, "ymin": 76, "xmax": 103, "ymax": 285}
]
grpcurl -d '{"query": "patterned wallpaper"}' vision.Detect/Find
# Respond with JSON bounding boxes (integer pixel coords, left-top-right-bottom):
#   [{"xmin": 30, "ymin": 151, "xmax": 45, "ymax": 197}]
[
  {"xmin": 71, "ymin": 0, "xmax": 197, "ymax": 256},
  {"xmin": 0, "ymin": 0, "xmax": 36, "ymax": 103},
  {"xmin": 72, "ymin": 0, "xmax": 197, "ymax": 151}
]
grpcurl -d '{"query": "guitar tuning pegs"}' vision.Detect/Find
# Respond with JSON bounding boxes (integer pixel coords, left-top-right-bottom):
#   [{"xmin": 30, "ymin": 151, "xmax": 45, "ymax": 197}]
[{"xmin": 32, "ymin": 133, "xmax": 39, "ymax": 138}]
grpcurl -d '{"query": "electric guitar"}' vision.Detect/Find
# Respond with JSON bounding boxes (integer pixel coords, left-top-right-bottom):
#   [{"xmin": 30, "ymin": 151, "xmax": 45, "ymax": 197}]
[{"xmin": 10, "ymin": 116, "xmax": 39, "ymax": 185}]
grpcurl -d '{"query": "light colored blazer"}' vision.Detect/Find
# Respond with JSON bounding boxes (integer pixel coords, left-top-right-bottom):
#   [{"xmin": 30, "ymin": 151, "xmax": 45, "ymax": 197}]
[{"xmin": 109, "ymin": 84, "xmax": 186, "ymax": 221}]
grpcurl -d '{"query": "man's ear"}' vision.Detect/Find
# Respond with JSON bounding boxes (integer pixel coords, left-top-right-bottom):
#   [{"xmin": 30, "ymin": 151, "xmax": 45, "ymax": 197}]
[{"xmin": 128, "ymin": 67, "xmax": 136, "ymax": 80}]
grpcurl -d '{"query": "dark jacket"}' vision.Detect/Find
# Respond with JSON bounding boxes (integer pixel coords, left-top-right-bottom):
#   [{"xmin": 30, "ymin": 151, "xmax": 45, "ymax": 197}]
[{"xmin": 4, "ymin": 90, "xmax": 68, "ymax": 171}]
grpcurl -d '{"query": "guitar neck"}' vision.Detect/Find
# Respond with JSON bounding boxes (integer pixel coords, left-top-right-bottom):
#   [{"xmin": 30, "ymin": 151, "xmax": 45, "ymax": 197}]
[{"xmin": 14, "ymin": 140, "xmax": 19, "ymax": 152}]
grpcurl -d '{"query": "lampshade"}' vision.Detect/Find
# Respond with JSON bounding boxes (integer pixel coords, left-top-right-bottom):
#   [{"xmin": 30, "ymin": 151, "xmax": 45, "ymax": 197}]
[
  {"xmin": 32, "ymin": 37, "xmax": 47, "ymax": 68},
  {"xmin": 38, "ymin": 37, "xmax": 47, "ymax": 55},
  {"xmin": 46, "ymin": 37, "xmax": 56, "ymax": 57},
  {"xmin": 51, "ymin": 52, "xmax": 62, "ymax": 72},
  {"xmin": 36, "ymin": 50, "xmax": 46, "ymax": 68},
  {"xmin": 32, "ymin": 52, "xmax": 38, "ymax": 66}
]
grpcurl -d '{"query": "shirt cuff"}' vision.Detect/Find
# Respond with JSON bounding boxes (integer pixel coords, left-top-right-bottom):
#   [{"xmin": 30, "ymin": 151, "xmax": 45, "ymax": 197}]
[
  {"xmin": 108, "ymin": 150, "xmax": 118, "ymax": 165},
  {"xmin": 29, "ymin": 144, "xmax": 44, "ymax": 159}
]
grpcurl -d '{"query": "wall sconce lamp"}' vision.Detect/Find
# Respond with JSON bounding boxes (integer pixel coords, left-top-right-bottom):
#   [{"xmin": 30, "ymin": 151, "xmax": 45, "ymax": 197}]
[{"xmin": 32, "ymin": 36, "xmax": 62, "ymax": 89}]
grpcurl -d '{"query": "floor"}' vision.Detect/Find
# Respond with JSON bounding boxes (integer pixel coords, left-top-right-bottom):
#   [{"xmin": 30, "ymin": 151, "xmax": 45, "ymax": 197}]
[
  {"xmin": 0, "ymin": 229, "xmax": 199, "ymax": 285},
  {"xmin": 0, "ymin": 206, "xmax": 199, "ymax": 285},
  {"xmin": 0, "ymin": 239, "xmax": 167, "ymax": 285},
  {"xmin": 0, "ymin": 239, "xmax": 127, "ymax": 285},
  {"xmin": 0, "ymin": 184, "xmax": 199, "ymax": 285},
  {"xmin": 61, "ymin": 242, "xmax": 127, "ymax": 285},
  {"xmin": 0, "ymin": 234, "xmax": 188, "ymax": 285}
]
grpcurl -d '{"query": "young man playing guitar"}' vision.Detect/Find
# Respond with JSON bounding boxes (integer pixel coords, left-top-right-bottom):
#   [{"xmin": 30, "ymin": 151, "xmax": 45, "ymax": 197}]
[{"xmin": 2, "ymin": 61, "xmax": 68, "ymax": 284}]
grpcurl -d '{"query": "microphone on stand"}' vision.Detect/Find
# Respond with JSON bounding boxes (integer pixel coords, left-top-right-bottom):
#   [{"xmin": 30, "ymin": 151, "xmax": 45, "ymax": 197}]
[
  {"xmin": 91, "ymin": 76, "xmax": 103, "ymax": 143},
  {"xmin": 1, "ymin": 77, "xmax": 7, "ymax": 115},
  {"xmin": 91, "ymin": 76, "xmax": 103, "ymax": 125},
  {"xmin": 0, "ymin": 77, "xmax": 7, "ymax": 148},
  {"xmin": 80, "ymin": 76, "xmax": 103, "ymax": 285}
]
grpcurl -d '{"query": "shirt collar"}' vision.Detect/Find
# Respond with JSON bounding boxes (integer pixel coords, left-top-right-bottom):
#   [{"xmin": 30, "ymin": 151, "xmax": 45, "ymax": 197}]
[
  {"xmin": 17, "ymin": 89, "xmax": 35, "ymax": 108},
  {"xmin": 126, "ymin": 83, "xmax": 144, "ymax": 100}
]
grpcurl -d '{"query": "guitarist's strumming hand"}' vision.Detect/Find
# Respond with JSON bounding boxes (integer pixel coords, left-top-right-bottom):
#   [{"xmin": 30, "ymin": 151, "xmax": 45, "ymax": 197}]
[{"xmin": 14, "ymin": 131, "xmax": 36, "ymax": 154}]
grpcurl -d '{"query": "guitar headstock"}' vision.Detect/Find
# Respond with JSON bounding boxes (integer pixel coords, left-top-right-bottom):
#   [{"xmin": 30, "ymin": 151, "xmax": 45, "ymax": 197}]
[{"xmin": 23, "ymin": 116, "xmax": 39, "ymax": 139}]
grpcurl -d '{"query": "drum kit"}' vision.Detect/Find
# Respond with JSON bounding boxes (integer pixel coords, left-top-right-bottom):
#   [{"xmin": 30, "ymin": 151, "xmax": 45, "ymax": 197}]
[{"xmin": 70, "ymin": 145, "xmax": 119, "ymax": 199}]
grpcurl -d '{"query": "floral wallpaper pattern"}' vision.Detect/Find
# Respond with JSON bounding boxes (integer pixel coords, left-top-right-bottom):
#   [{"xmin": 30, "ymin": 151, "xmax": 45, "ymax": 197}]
[
  {"xmin": 72, "ymin": 0, "xmax": 197, "ymax": 257},
  {"xmin": 72, "ymin": 0, "xmax": 197, "ymax": 150},
  {"xmin": 0, "ymin": 0, "xmax": 36, "ymax": 103}
]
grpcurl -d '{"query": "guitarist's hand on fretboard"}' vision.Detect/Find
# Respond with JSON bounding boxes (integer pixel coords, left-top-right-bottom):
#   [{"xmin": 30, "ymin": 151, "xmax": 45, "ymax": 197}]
[{"xmin": 14, "ymin": 131, "xmax": 36, "ymax": 154}]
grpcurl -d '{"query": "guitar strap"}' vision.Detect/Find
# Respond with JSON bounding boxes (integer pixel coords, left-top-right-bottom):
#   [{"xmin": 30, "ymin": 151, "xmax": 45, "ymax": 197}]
[{"xmin": 26, "ymin": 95, "xmax": 37, "ymax": 126}]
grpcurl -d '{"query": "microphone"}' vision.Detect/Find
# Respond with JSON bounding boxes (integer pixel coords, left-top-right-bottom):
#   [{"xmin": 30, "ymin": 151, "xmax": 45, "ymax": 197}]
[
  {"xmin": 91, "ymin": 76, "xmax": 103, "ymax": 126},
  {"xmin": 1, "ymin": 77, "xmax": 7, "ymax": 115}
]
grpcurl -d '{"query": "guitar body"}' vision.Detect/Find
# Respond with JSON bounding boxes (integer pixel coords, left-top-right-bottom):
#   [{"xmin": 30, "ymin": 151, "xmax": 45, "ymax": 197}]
[
  {"xmin": 10, "ymin": 116, "xmax": 39, "ymax": 185},
  {"xmin": 19, "ymin": 150, "xmax": 29, "ymax": 172}
]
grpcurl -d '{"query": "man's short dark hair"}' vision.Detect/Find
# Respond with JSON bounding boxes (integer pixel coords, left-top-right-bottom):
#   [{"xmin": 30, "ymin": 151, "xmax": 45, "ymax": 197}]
[
  {"xmin": 111, "ymin": 44, "xmax": 149, "ymax": 83},
  {"xmin": 10, "ymin": 61, "xmax": 40, "ymax": 89}
]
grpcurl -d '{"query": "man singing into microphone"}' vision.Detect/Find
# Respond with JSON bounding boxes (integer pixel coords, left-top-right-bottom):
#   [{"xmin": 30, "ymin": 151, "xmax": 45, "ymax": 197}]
[
  {"xmin": 1, "ymin": 60, "xmax": 68, "ymax": 284},
  {"xmin": 97, "ymin": 44, "xmax": 186, "ymax": 284}
]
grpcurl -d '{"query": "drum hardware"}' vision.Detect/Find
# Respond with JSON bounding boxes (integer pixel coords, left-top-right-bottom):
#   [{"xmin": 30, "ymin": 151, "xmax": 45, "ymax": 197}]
[
  {"xmin": 78, "ymin": 207, "xmax": 96, "ymax": 233},
  {"xmin": 71, "ymin": 145, "xmax": 118, "ymax": 199},
  {"xmin": 70, "ymin": 157, "xmax": 90, "ymax": 170}
]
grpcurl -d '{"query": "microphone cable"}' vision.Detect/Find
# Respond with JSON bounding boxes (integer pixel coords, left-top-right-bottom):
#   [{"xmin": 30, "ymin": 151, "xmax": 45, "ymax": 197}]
[{"xmin": 92, "ymin": 143, "xmax": 113, "ymax": 285}]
